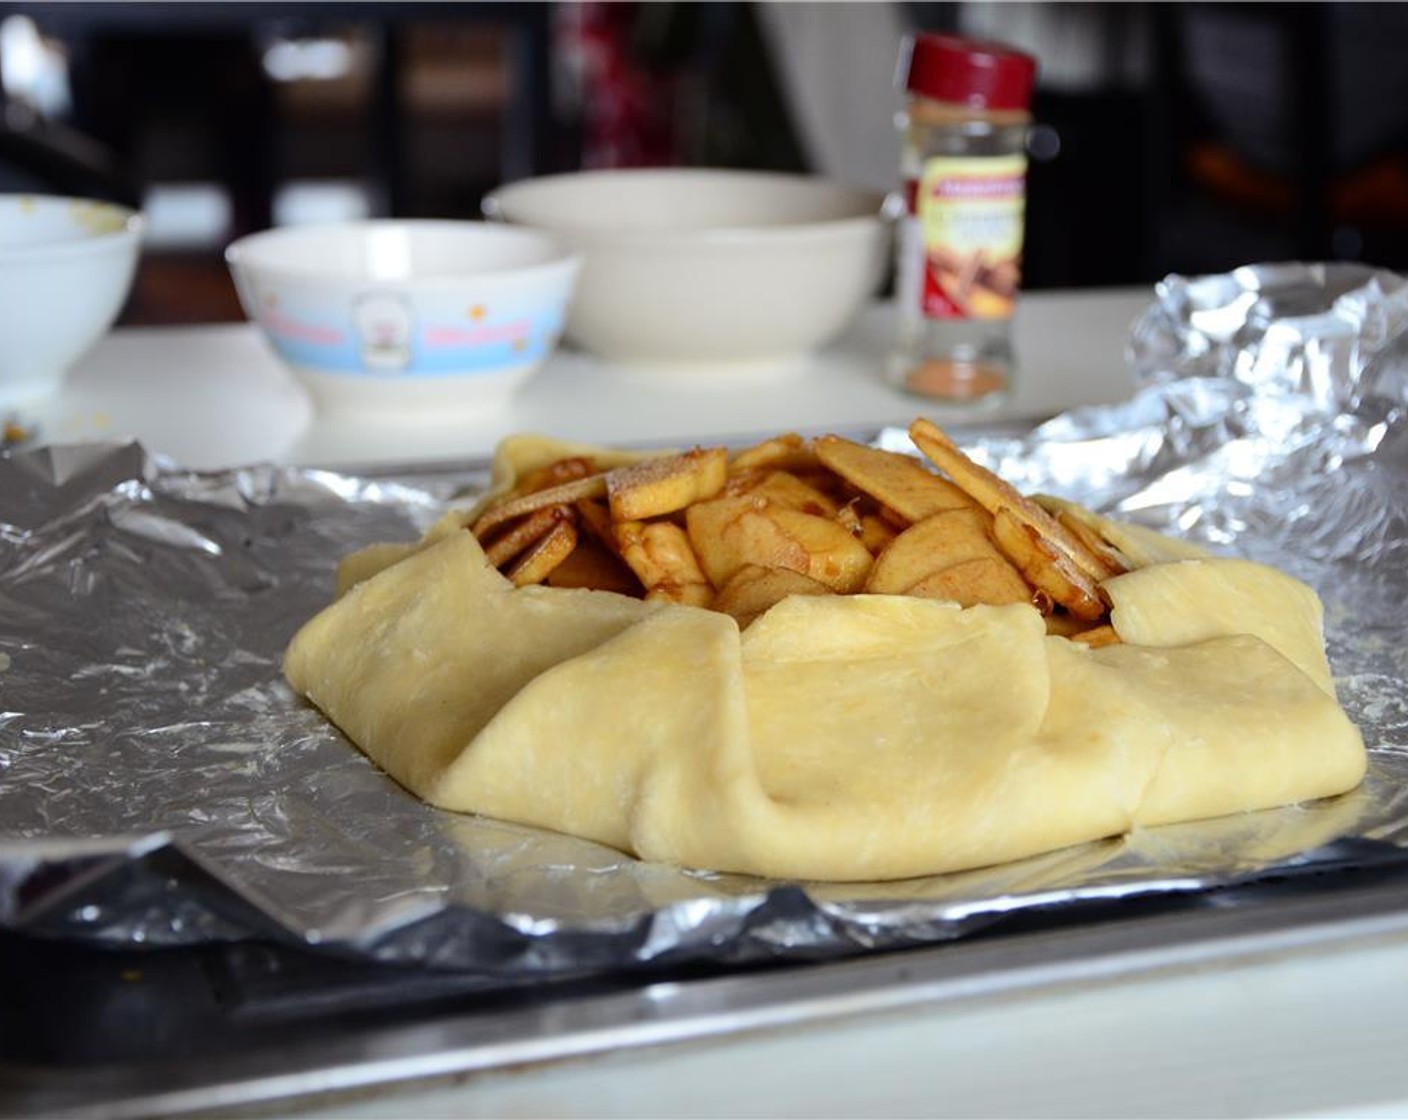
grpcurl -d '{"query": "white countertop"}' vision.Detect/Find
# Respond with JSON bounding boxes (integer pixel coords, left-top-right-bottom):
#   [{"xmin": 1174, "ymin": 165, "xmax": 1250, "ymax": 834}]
[
  {"xmin": 29, "ymin": 288, "xmax": 1151, "ymax": 471},
  {"xmin": 19, "ymin": 287, "xmax": 1408, "ymax": 1118}
]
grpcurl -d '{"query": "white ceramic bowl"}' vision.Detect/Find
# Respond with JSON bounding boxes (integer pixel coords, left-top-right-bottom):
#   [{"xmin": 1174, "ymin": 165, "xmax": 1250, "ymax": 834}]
[
  {"xmin": 0, "ymin": 195, "xmax": 142, "ymax": 406},
  {"xmin": 226, "ymin": 221, "xmax": 579, "ymax": 413},
  {"xmin": 482, "ymin": 169, "xmax": 889, "ymax": 373}
]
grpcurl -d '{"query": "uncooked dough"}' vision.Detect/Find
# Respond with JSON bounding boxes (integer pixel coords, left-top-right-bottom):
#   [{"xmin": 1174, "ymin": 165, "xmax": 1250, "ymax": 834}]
[{"xmin": 284, "ymin": 502, "xmax": 1366, "ymax": 881}]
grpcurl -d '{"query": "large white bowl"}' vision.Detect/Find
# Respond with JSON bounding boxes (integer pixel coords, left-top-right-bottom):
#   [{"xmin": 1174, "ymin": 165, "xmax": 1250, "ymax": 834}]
[
  {"xmin": 483, "ymin": 169, "xmax": 889, "ymax": 373},
  {"xmin": 226, "ymin": 221, "xmax": 579, "ymax": 413},
  {"xmin": 0, "ymin": 195, "xmax": 142, "ymax": 406}
]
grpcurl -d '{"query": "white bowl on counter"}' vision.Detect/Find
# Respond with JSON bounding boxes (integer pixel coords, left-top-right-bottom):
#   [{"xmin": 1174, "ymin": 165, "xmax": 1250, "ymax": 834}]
[
  {"xmin": 0, "ymin": 194, "xmax": 143, "ymax": 406},
  {"xmin": 226, "ymin": 221, "xmax": 579, "ymax": 414},
  {"xmin": 482, "ymin": 169, "xmax": 889, "ymax": 374}
]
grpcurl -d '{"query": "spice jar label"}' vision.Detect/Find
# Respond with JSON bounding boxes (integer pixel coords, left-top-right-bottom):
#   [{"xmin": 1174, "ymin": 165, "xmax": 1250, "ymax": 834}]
[{"xmin": 915, "ymin": 154, "xmax": 1026, "ymax": 321}]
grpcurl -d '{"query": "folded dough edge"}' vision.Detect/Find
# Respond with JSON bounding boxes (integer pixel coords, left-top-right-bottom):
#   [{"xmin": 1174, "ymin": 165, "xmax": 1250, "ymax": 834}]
[{"xmin": 285, "ymin": 520, "xmax": 1366, "ymax": 881}]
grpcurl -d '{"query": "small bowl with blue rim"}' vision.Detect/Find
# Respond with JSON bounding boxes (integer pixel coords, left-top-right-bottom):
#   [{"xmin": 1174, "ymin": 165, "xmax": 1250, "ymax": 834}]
[{"xmin": 226, "ymin": 220, "xmax": 579, "ymax": 414}]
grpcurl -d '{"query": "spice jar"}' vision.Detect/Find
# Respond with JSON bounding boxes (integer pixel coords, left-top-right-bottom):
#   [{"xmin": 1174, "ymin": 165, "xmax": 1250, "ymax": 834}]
[{"xmin": 889, "ymin": 33, "xmax": 1037, "ymax": 404}]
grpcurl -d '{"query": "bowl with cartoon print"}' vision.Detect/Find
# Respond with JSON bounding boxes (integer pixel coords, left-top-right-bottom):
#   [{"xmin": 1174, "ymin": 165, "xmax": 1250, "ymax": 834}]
[{"xmin": 226, "ymin": 221, "xmax": 579, "ymax": 413}]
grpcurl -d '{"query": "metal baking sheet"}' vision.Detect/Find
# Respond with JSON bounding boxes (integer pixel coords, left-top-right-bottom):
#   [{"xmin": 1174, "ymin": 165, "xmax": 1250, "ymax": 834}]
[{"xmin": 12, "ymin": 865, "xmax": 1408, "ymax": 1120}]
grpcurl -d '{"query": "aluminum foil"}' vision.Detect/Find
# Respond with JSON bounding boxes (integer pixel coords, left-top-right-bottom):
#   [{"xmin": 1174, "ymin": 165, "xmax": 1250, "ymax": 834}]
[{"xmin": 4, "ymin": 264, "xmax": 1408, "ymax": 977}]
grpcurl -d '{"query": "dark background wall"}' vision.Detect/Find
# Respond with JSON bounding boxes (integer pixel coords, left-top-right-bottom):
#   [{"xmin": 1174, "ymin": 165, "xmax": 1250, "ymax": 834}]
[{"xmin": 1, "ymin": 1, "xmax": 1404, "ymax": 324}]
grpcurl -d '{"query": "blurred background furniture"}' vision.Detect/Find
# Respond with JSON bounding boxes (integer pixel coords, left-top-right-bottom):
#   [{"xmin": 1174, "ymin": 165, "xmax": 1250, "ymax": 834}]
[
  {"xmin": 0, "ymin": 0, "xmax": 557, "ymax": 321},
  {"xmin": 0, "ymin": 1, "xmax": 1404, "ymax": 325}
]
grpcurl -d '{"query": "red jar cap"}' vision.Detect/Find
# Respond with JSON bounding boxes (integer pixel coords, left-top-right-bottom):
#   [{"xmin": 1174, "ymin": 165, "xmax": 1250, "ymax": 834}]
[{"xmin": 900, "ymin": 32, "xmax": 1037, "ymax": 111}]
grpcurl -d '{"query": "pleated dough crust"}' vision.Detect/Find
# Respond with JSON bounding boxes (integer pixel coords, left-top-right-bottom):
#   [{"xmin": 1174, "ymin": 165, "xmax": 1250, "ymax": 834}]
[{"xmin": 284, "ymin": 521, "xmax": 1366, "ymax": 882}]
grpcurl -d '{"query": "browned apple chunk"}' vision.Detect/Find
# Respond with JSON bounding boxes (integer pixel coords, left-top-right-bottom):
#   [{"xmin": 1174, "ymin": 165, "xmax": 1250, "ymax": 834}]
[
  {"xmin": 713, "ymin": 564, "xmax": 833, "ymax": 628},
  {"xmin": 686, "ymin": 497, "xmax": 872, "ymax": 593},
  {"xmin": 1069, "ymin": 623, "xmax": 1121, "ymax": 648},
  {"xmin": 574, "ymin": 497, "xmax": 620, "ymax": 552},
  {"xmin": 472, "ymin": 473, "xmax": 607, "ymax": 540},
  {"xmin": 506, "ymin": 519, "xmax": 578, "ymax": 586},
  {"xmin": 728, "ymin": 433, "xmax": 821, "ymax": 475},
  {"xmin": 482, "ymin": 504, "xmax": 573, "ymax": 568},
  {"xmin": 606, "ymin": 447, "xmax": 728, "ymax": 522},
  {"xmin": 686, "ymin": 495, "xmax": 794, "ymax": 587},
  {"xmin": 1044, "ymin": 611, "xmax": 1088, "ymax": 638},
  {"xmin": 857, "ymin": 513, "xmax": 899, "ymax": 555},
  {"xmin": 909, "ymin": 417, "xmax": 1114, "ymax": 588},
  {"xmin": 773, "ymin": 507, "xmax": 875, "ymax": 592},
  {"xmin": 545, "ymin": 537, "xmax": 642, "ymax": 596},
  {"xmin": 814, "ymin": 434, "xmax": 975, "ymax": 522},
  {"xmin": 730, "ymin": 469, "xmax": 839, "ymax": 517},
  {"xmin": 864, "ymin": 508, "xmax": 1017, "ymax": 596},
  {"xmin": 990, "ymin": 507, "xmax": 1106, "ymax": 621},
  {"xmin": 1031, "ymin": 496, "xmax": 1129, "ymax": 579},
  {"xmin": 906, "ymin": 556, "xmax": 1033, "ymax": 608},
  {"xmin": 615, "ymin": 520, "xmax": 713, "ymax": 607}
]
